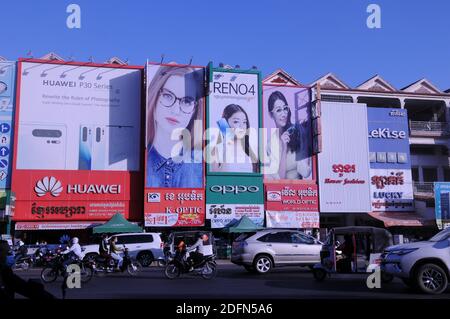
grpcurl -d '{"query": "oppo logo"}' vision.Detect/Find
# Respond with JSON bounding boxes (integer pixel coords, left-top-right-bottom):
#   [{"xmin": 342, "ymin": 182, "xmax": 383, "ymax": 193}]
[
  {"xmin": 210, "ymin": 185, "xmax": 259, "ymax": 194},
  {"xmin": 34, "ymin": 177, "xmax": 121, "ymax": 196},
  {"xmin": 35, "ymin": 177, "xmax": 63, "ymax": 197}
]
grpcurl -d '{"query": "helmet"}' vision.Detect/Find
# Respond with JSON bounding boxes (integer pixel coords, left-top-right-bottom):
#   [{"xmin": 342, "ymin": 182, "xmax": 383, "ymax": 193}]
[{"xmin": 72, "ymin": 237, "xmax": 79, "ymax": 245}]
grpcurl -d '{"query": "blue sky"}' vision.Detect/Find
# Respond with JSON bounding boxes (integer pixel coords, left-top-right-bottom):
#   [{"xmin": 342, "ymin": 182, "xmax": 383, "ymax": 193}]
[{"xmin": 1, "ymin": 0, "xmax": 450, "ymax": 90}]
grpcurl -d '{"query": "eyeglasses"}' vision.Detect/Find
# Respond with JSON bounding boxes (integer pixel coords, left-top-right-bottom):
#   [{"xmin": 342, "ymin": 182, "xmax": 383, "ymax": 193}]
[
  {"xmin": 272, "ymin": 105, "xmax": 289, "ymax": 114},
  {"xmin": 158, "ymin": 88, "xmax": 198, "ymax": 114}
]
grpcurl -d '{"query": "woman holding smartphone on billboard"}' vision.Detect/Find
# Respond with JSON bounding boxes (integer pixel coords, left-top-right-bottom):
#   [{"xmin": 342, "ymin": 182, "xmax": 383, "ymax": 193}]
[
  {"xmin": 210, "ymin": 104, "xmax": 258, "ymax": 173},
  {"xmin": 146, "ymin": 65, "xmax": 204, "ymax": 188},
  {"xmin": 265, "ymin": 90, "xmax": 311, "ymax": 180}
]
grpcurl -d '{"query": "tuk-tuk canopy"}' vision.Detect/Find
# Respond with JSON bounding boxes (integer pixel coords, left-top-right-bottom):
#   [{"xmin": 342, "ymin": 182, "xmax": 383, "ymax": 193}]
[
  {"xmin": 92, "ymin": 213, "xmax": 143, "ymax": 234},
  {"xmin": 331, "ymin": 226, "xmax": 393, "ymax": 252}
]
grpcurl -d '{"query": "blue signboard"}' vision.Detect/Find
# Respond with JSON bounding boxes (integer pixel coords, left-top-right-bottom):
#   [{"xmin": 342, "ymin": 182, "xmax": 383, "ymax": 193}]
[
  {"xmin": 434, "ymin": 182, "xmax": 450, "ymax": 230},
  {"xmin": 367, "ymin": 108, "xmax": 411, "ymax": 169},
  {"xmin": 367, "ymin": 108, "xmax": 414, "ymax": 212},
  {"xmin": 0, "ymin": 61, "xmax": 16, "ymax": 189}
]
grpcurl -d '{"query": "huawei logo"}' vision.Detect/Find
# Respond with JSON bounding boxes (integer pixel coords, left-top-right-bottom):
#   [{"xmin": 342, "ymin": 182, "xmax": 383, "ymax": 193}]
[{"xmin": 35, "ymin": 176, "xmax": 63, "ymax": 197}]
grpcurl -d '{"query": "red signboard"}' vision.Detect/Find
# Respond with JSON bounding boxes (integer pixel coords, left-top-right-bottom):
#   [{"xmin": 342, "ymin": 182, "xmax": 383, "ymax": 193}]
[
  {"xmin": 144, "ymin": 189, "xmax": 205, "ymax": 227},
  {"xmin": 265, "ymin": 183, "xmax": 319, "ymax": 212},
  {"xmin": 11, "ymin": 60, "xmax": 144, "ymax": 222},
  {"xmin": 12, "ymin": 170, "xmax": 141, "ymax": 221}
]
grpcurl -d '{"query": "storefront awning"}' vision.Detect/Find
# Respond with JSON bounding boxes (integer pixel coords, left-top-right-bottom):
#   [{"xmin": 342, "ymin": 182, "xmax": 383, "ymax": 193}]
[
  {"xmin": 15, "ymin": 221, "xmax": 103, "ymax": 231},
  {"xmin": 368, "ymin": 212, "xmax": 436, "ymax": 227}
]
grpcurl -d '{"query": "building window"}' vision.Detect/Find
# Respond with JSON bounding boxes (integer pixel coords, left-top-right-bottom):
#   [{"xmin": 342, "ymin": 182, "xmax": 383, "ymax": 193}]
[
  {"xmin": 422, "ymin": 167, "xmax": 438, "ymax": 182},
  {"xmin": 321, "ymin": 95, "xmax": 353, "ymax": 103},
  {"xmin": 411, "ymin": 167, "xmax": 419, "ymax": 182},
  {"xmin": 444, "ymin": 168, "xmax": 450, "ymax": 182}
]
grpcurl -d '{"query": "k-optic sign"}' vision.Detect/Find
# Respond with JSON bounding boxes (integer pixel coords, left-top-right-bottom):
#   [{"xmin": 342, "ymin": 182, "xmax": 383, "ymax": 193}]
[{"xmin": 209, "ymin": 185, "xmax": 260, "ymax": 195}]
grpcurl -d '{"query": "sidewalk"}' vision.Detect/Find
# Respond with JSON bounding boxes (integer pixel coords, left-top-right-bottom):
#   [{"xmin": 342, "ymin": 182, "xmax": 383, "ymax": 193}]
[{"xmin": 215, "ymin": 259, "xmax": 233, "ymax": 265}]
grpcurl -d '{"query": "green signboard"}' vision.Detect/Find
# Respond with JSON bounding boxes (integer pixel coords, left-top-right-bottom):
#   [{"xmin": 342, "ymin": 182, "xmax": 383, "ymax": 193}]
[{"xmin": 206, "ymin": 175, "xmax": 263, "ymax": 204}]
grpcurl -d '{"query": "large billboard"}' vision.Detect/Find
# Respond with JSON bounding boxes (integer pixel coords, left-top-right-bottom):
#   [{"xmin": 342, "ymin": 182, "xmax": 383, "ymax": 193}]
[
  {"xmin": 144, "ymin": 63, "xmax": 206, "ymax": 227},
  {"xmin": 368, "ymin": 108, "xmax": 413, "ymax": 211},
  {"xmin": 434, "ymin": 182, "xmax": 450, "ymax": 230},
  {"xmin": 207, "ymin": 68, "xmax": 260, "ymax": 174},
  {"xmin": 318, "ymin": 102, "xmax": 371, "ymax": 213},
  {"xmin": 261, "ymin": 84, "xmax": 319, "ymax": 228},
  {"xmin": 262, "ymin": 85, "xmax": 314, "ymax": 180},
  {"xmin": 205, "ymin": 66, "xmax": 263, "ymax": 227},
  {"xmin": 0, "ymin": 61, "xmax": 16, "ymax": 189},
  {"xmin": 12, "ymin": 59, "xmax": 143, "ymax": 221}
]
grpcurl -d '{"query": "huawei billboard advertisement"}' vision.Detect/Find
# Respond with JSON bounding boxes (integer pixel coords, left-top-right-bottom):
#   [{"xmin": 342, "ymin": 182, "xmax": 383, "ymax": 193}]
[{"xmin": 11, "ymin": 59, "xmax": 143, "ymax": 221}]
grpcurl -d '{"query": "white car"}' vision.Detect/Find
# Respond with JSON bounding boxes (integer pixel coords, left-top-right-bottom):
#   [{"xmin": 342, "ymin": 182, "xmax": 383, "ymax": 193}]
[
  {"xmin": 82, "ymin": 233, "xmax": 164, "ymax": 267},
  {"xmin": 231, "ymin": 229, "xmax": 322, "ymax": 274}
]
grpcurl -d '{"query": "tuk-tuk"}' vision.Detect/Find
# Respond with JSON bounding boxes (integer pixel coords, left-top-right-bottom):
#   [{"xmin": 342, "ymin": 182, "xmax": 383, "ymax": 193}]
[
  {"xmin": 312, "ymin": 226, "xmax": 394, "ymax": 282},
  {"xmin": 163, "ymin": 231, "xmax": 216, "ymax": 260}
]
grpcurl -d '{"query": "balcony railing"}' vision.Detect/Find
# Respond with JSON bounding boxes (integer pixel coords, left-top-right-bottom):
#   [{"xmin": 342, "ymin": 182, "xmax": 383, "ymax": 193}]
[
  {"xmin": 409, "ymin": 121, "xmax": 450, "ymax": 136},
  {"xmin": 413, "ymin": 182, "xmax": 435, "ymax": 198}
]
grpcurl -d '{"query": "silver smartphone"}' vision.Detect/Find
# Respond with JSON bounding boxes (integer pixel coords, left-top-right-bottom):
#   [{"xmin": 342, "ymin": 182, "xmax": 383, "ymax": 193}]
[
  {"xmin": 17, "ymin": 123, "xmax": 67, "ymax": 170},
  {"xmin": 78, "ymin": 125, "xmax": 93, "ymax": 170}
]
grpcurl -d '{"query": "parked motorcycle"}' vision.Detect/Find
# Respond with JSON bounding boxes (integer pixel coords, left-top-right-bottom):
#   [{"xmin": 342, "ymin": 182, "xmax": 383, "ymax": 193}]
[
  {"xmin": 164, "ymin": 252, "xmax": 217, "ymax": 280},
  {"xmin": 12, "ymin": 255, "xmax": 32, "ymax": 271},
  {"xmin": 40, "ymin": 253, "xmax": 94, "ymax": 283},
  {"xmin": 93, "ymin": 246, "xmax": 142, "ymax": 277}
]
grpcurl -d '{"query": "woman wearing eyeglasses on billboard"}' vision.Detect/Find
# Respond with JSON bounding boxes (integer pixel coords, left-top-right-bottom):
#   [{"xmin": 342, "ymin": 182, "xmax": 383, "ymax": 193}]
[
  {"xmin": 146, "ymin": 65, "xmax": 204, "ymax": 188},
  {"xmin": 265, "ymin": 90, "xmax": 311, "ymax": 180},
  {"xmin": 210, "ymin": 104, "xmax": 259, "ymax": 173}
]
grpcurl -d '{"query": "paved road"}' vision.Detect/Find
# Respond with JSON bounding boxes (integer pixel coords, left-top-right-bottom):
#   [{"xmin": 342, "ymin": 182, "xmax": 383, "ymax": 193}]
[{"xmin": 14, "ymin": 262, "xmax": 450, "ymax": 299}]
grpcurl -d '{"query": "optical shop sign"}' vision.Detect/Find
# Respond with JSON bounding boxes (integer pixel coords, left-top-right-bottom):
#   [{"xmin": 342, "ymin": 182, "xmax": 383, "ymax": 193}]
[
  {"xmin": 206, "ymin": 176, "xmax": 264, "ymax": 228},
  {"xmin": 265, "ymin": 184, "xmax": 319, "ymax": 229},
  {"xmin": 265, "ymin": 184, "xmax": 319, "ymax": 212},
  {"xmin": 144, "ymin": 189, "xmax": 205, "ymax": 227}
]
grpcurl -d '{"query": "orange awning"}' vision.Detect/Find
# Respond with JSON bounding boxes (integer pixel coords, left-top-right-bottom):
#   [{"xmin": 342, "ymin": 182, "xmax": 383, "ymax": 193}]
[{"xmin": 368, "ymin": 212, "xmax": 436, "ymax": 227}]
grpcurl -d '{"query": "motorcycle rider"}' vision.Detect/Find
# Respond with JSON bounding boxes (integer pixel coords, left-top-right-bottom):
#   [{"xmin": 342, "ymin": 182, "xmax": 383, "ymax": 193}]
[
  {"xmin": 61, "ymin": 237, "xmax": 84, "ymax": 268},
  {"xmin": 99, "ymin": 234, "xmax": 109, "ymax": 257},
  {"xmin": 187, "ymin": 233, "xmax": 213, "ymax": 270},
  {"xmin": 14, "ymin": 237, "xmax": 28, "ymax": 263},
  {"xmin": 109, "ymin": 237, "xmax": 124, "ymax": 270}
]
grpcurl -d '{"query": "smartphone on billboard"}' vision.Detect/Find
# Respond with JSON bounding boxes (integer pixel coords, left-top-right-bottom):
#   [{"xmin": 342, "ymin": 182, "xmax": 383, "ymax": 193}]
[
  {"xmin": 91, "ymin": 126, "xmax": 106, "ymax": 170},
  {"xmin": 17, "ymin": 123, "xmax": 67, "ymax": 169},
  {"xmin": 78, "ymin": 125, "xmax": 92, "ymax": 170},
  {"xmin": 217, "ymin": 118, "xmax": 234, "ymax": 140}
]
